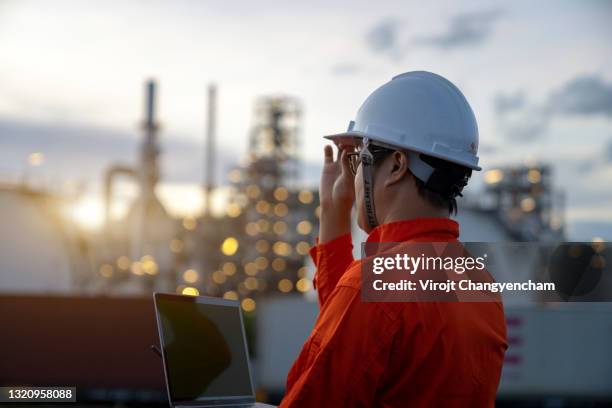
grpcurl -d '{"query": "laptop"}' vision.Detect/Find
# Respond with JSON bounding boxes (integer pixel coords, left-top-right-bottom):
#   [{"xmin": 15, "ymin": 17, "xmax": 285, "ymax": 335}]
[{"xmin": 154, "ymin": 293, "xmax": 275, "ymax": 407}]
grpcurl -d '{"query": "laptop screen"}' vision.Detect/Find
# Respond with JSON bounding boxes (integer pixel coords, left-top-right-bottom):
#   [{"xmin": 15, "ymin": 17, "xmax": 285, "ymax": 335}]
[{"xmin": 155, "ymin": 294, "xmax": 254, "ymax": 403}]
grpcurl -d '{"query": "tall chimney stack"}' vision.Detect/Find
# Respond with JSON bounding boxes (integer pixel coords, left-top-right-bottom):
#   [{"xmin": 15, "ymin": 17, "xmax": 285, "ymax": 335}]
[
  {"xmin": 204, "ymin": 84, "xmax": 217, "ymax": 216},
  {"xmin": 145, "ymin": 80, "xmax": 156, "ymax": 129}
]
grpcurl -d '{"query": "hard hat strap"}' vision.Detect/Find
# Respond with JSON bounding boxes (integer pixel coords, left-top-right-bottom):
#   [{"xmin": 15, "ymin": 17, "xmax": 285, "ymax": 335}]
[{"xmin": 360, "ymin": 139, "xmax": 379, "ymax": 230}]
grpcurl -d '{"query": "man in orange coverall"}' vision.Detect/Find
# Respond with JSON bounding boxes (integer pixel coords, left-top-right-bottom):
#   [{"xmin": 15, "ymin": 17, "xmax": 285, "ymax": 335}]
[{"xmin": 280, "ymin": 71, "xmax": 507, "ymax": 407}]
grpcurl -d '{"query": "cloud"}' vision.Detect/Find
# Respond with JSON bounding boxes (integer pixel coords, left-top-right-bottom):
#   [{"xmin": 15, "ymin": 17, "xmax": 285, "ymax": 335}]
[
  {"xmin": 336, "ymin": 17, "xmax": 405, "ymax": 73},
  {"xmin": 497, "ymin": 109, "xmax": 550, "ymax": 141},
  {"xmin": 364, "ymin": 18, "xmax": 405, "ymax": 59},
  {"xmin": 576, "ymin": 160, "xmax": 597, "ymax": 174},
  {"xmin": 606, "ymin": 138, "xmax": 612, "ymax": 163},
  {"xmin": 414, "ymin": 9, "xmax": 503, "ymax": 50},
  {"xmin": 0, "ymin": 117, "xmax": 238, "ymax": 187},
  {"xmin": 495, "ymin": 74, "xmax": 612, "ymax": 140},
  {"xmin": 331, "ymin": 63, "xmax": 362, "ymax": 76},
  {"xmin": 493, "ymin": 90, "xmax": 526, "ymax": 115},
  {"xmin": 359, "ymin": 9, "xmax": 503, "ymax": 65},
  {"xmin": 564, "ymin": 137, "xmax": 612, "ymax": 175},
  {"xmin": 548, "ymin": 75, "xmax": 612, "ymax": 117}
]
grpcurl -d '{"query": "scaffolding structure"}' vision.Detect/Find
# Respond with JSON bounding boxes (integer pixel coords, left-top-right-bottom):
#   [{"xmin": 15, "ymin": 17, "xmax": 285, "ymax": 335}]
[{"xmin": 483, "ymin": 164, "xmax": 565, "ymax": 241}]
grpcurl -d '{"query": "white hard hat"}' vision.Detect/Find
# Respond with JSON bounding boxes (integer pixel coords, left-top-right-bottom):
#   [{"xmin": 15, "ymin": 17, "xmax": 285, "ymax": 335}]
[{"xmin": 325, "ymin": 71, "xmax": 481, "ymax": 172}]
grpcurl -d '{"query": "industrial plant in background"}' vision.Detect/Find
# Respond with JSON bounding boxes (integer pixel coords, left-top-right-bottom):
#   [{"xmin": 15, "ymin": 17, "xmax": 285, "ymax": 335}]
[
  {"xmin": 93, "ymin": 80, "xmax": 319, "ymax": 313},
  {"xmin": 0, "ymin": 79, "xmax": 566, "ymax": 299},
  {"xmin": 481, "ymin": 164, "xmax": 565, "ymax": 241},
  {"xmin": 6, "ymin": 78, "xmax": 612, "ymax": 406}
]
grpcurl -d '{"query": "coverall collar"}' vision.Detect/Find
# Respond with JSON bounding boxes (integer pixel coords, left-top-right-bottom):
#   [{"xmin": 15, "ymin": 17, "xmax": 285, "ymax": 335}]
[{"xmin": 366, "ymin": 217, "xmax": 459, "ymax": 243}]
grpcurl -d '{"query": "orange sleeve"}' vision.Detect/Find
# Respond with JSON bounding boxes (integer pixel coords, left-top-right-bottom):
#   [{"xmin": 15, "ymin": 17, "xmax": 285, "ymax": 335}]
[
  {"xmin": 281, "ymin": 286, "xmax": 400, "ymax": 408},
  {"xmin": 309, "ymin": 234, "xmax": 354, "ymax": 308}
]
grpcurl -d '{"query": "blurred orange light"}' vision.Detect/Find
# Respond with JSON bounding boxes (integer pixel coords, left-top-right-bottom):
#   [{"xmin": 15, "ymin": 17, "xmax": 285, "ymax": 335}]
[
  {"xmin": 246, "ymin": 222, "xmax": 259, "ymax": 236},
  {"xmin": 182, "ymin": 287, "xmax": 199, "ymax": 296},
  {"xmin": 170, "ymin": 239, "xmax": 184, "ymax": 253},
  {"xmin": 256, "ymin": 200, "xmax": 270, "ymax": 214},
  {"xmin": 131, "ymin": 261, "xmax": 144, "ymax": 276},
  {"xmin": 298, "ymin": 190, "xmax": 313, "ymax": 204},
  {"xmin": 223, "ymin": 290, "xmax": 239, "ymax": 300},
  {"xmin": 183, "ymin": 269, "xmax": 199, "ymax": 283},
  {"xmin": 296, "ymin": 241, "xmax": 310, "ymax": 255},
  {"xmin": 183, "ymin": 217, "xmax": 197, "ymax": 230},
  {"xmin": 241, "ymin": 298, "xmax": 256, "ymax": 312},
  {"xmin": 274, "ymin": 203, "xmax": 288, "ymax": 217},
  {"xmin": 99, "ymin": 264, "xmax": 114, "ymax": 278},
  {"xmin": 274, "ymin": 187, "xmax": 289, "ymax": 201},
  {"xmin": 246, "ymin": 185, "xmax": 261, "ymax": 199},
  {"xmin": 527, "ymin": 169, "xmax": 541, "ymax": 183},
  {"xmin": 212, "ymin": 270, "xmax": 226, "ymax": 284},
  {"xmin": 273, "ymin": 241, "xmax": 292, "ymax": 256},
  {"xmin": 296, "ymin": 278, "xmax": 312, "ymax": 293},
  {"xmin": 256, "ymin": 219, "xmax": 270, "ymax": 232},
  {"xmin": 296, "ymin": 220, "xmax": 312, "ymax": 235},
  {"xmin": 484, "ymin": 169, "xmax": 504, "ymax": 184},
  {"xmin": 244, "ymin": 262, "xmax": 258, "ymax": 276},
  {"xmin": 255, "ymin": 256, "xmax": 269, "ymax": 269},
  {"xmin": 227, "ymin": 203, "xmax": 242, "ymax": 218},
  {"xmin": 28, "ymin": 152, "xmax": 45, "ymax": 166},
  {"xmin": 244, "ymin": 277, "xmax": 259, "ymax": 290},
  {"xmin": 116, "ymin": 256, "xmax": 131, "ymax": 270},
  {"xmin": 221, "ymin": 237, "xmax": 239, "ymax": 256},
  {"xmin": 278, "ymin": 278, "xmax": 293, "ymax": 293},
  {"xmin": 223, "ymin": 262, "xmax": 237, "ymax": 276}
]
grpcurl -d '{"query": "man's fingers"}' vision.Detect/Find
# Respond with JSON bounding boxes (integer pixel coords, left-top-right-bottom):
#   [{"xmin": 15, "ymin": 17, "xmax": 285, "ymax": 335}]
[
  {"xmin": 324, "ymin": 145, "xmax": 333, "ymax": 164},
  {"xmin": 340, "ymin": 149, "xmax": 353, "ymax": 176}
]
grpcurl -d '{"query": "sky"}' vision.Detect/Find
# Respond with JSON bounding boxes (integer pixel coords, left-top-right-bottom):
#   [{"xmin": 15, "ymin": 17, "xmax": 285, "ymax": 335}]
[{"xmin": 1, "ymin": 0, "xmax": 611, "ymax": 238}]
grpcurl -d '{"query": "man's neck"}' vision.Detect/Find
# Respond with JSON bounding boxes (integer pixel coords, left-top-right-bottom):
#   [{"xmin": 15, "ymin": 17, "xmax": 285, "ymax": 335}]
[{"xmin": 381, "ymin": 202, "xmax": 449, "ymax": 225}]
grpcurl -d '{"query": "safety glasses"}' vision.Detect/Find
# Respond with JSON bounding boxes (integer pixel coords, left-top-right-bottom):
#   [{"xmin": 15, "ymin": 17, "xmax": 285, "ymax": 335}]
[{"xmin": 345, "ymin": 144, "xmax": 395, "ymax": 176}]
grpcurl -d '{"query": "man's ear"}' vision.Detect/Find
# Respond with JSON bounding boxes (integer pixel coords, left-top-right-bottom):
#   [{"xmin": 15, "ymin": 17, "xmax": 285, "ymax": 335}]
[{"xmin": 384, "ymin": 151, "xmax": 409, "ymax": 187}]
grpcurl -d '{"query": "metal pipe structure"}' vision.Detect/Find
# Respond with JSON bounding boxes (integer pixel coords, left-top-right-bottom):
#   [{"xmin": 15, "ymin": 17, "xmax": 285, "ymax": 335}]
[
  {"xmin": 134, "ymin": 79, "xmax": 161, "ymax": 260},
  {"xmin": 103, "ymin": 79, "xmax": 164, "ymax": 262},
  {"xmin": 103, "ymin": 165, "xmax": 137, "ymax": 229},
  {"xmin": 204, "ymin": 84, "xmax": 216, "ymax": 216}
]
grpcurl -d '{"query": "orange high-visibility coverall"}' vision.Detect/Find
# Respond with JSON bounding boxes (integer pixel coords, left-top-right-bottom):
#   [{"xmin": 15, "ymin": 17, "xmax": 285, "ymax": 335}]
[{"xmin": 280, "ymin": 218, "xmax": 507, "ymax": 408}]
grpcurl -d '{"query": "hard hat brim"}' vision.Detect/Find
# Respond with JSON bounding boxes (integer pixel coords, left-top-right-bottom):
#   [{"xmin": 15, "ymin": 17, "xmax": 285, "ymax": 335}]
[{"xmin": 323, "ymin": 132, "xmax": 366, "ymax": 147}]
